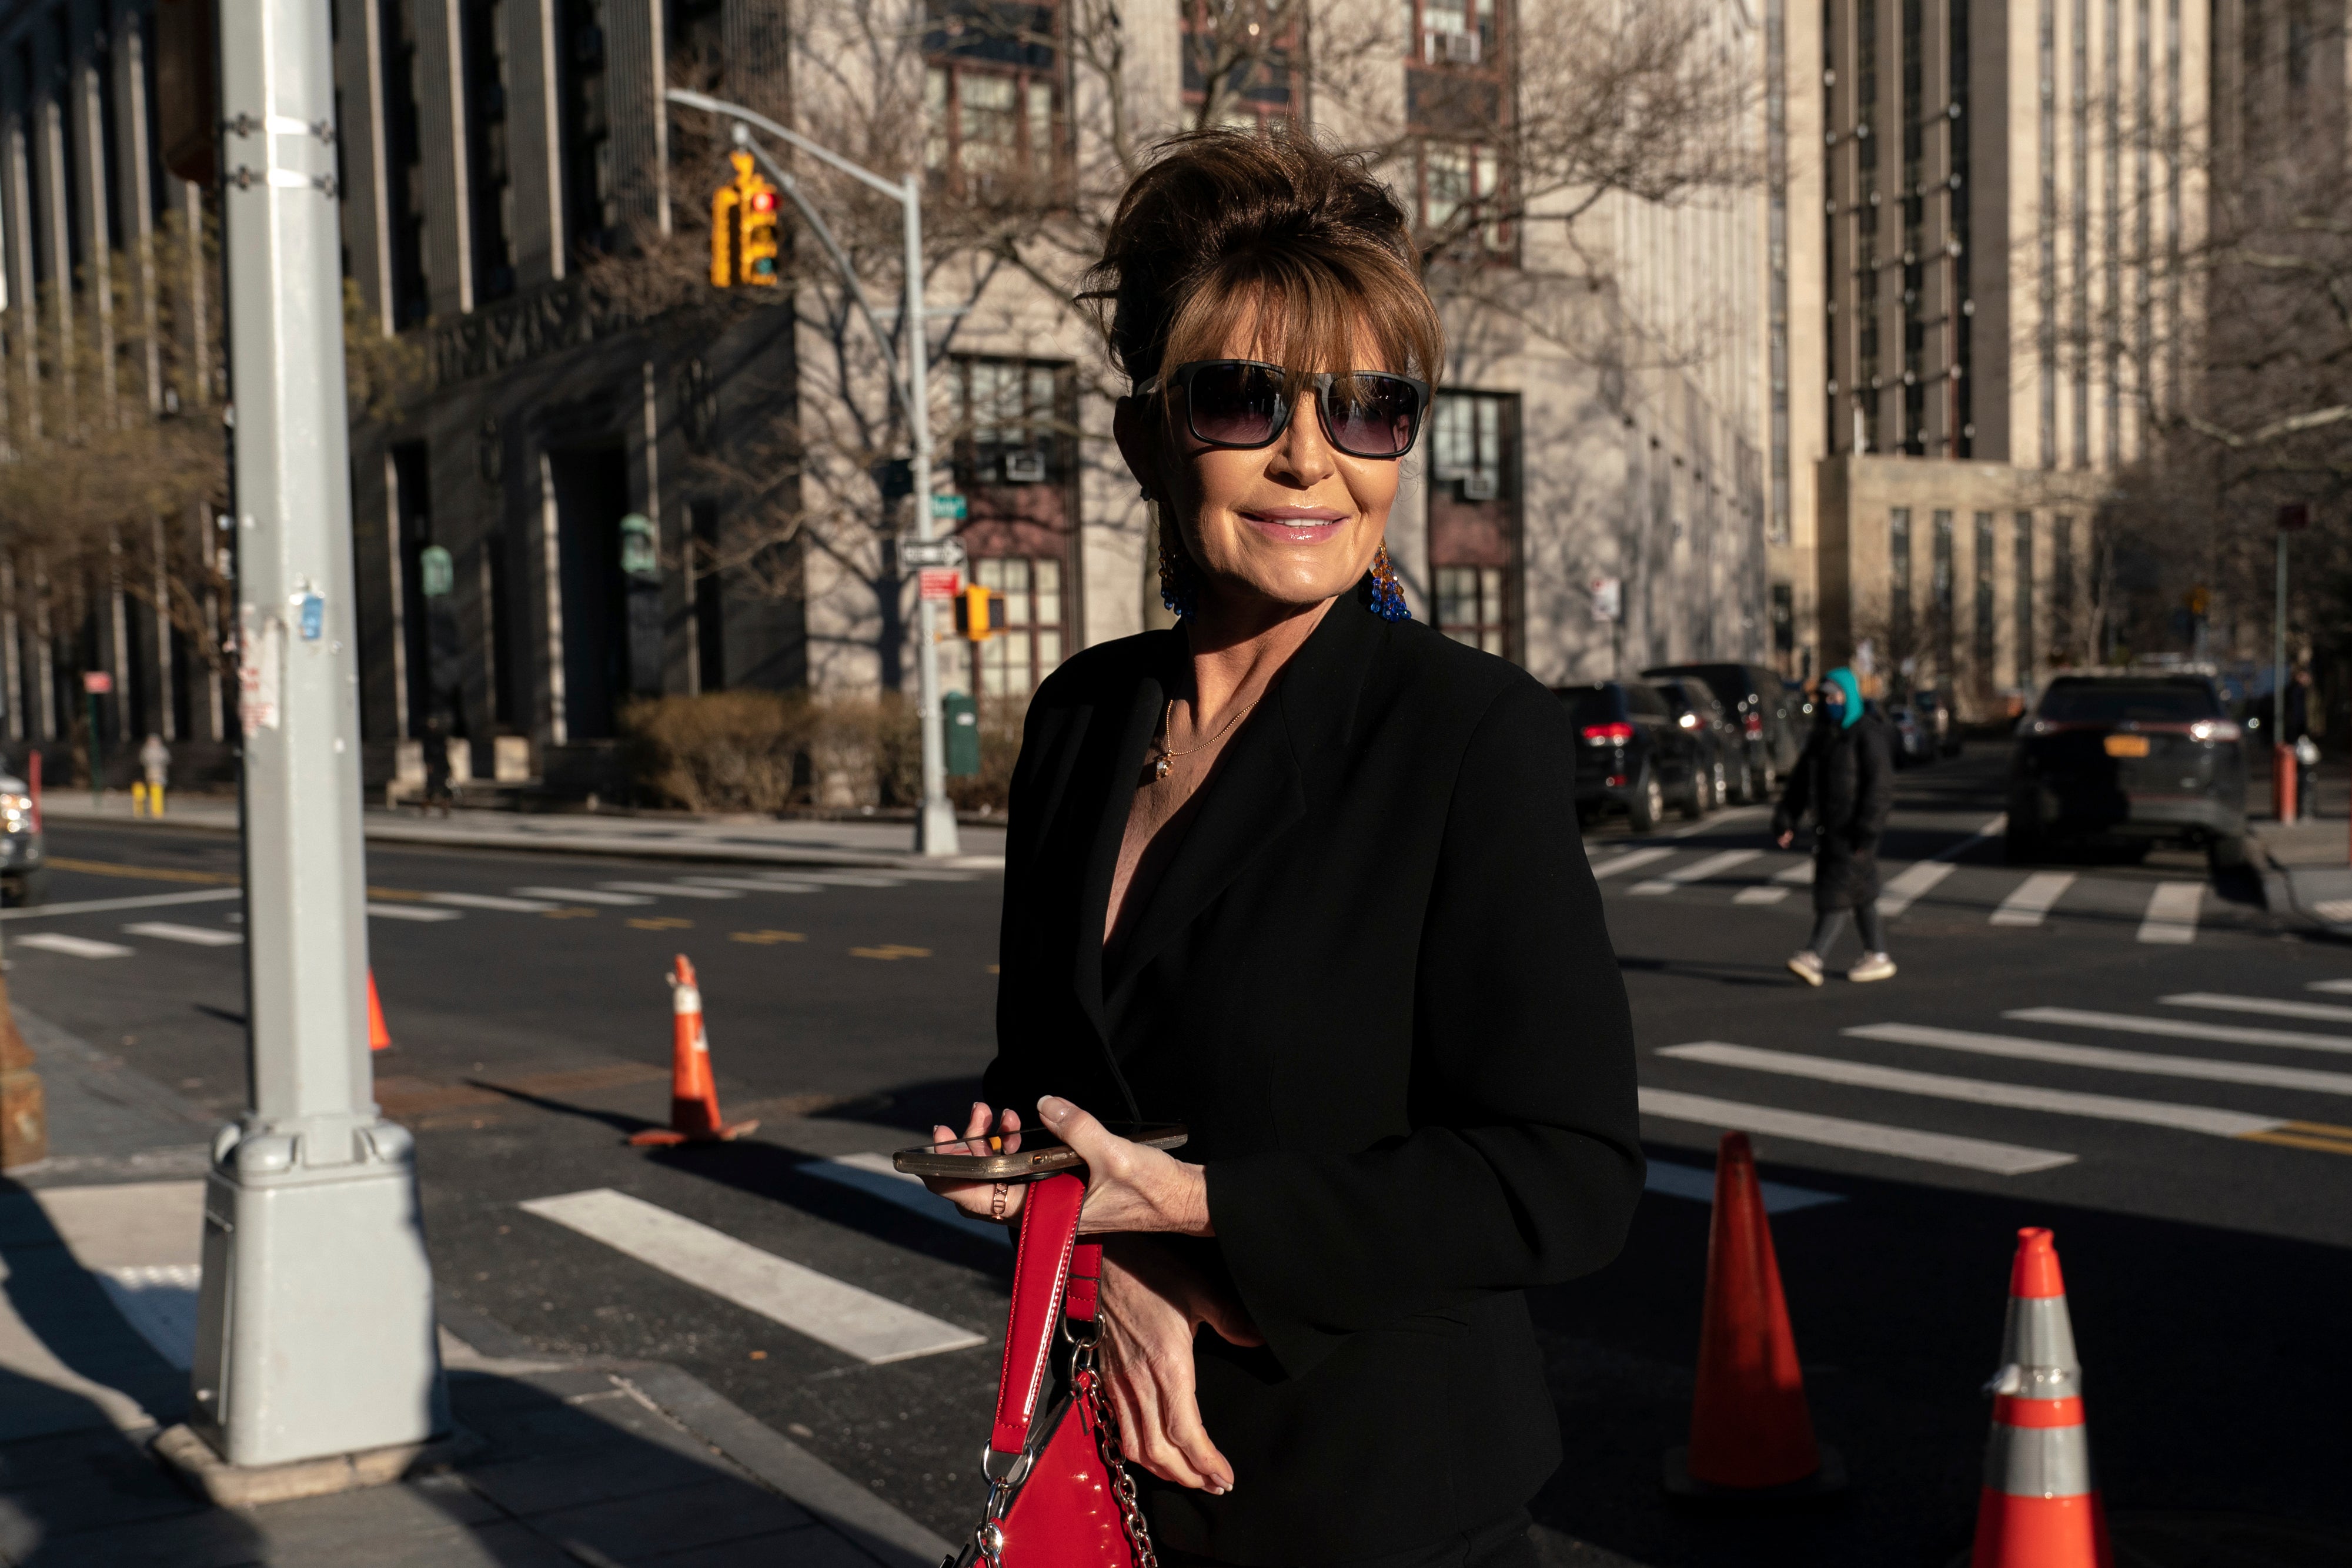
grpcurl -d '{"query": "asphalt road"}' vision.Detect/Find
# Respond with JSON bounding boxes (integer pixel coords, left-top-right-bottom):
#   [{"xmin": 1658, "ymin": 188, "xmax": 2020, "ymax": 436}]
[{"xmin": 9, "ymin": 747, "xmax": 2349, "ymax": 1567}]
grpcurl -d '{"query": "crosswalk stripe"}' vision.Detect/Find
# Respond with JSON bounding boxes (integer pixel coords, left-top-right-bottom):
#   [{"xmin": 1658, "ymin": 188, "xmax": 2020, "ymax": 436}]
[
  {"xmin": 2311, "ymin": 980, "xmax": 2352, "ymax": 996},
  {"xmin": 773, "ymin": 871, "xmax": 906, "ymax": 888},
  {"xmin": 2137, "ymin": 881, "xmax": 2204, "ymax": 944},
  {"xmin": 1845, "ymin": 1022, "xmax": 2352, "ymax": 1098},
  {"xmin": 679, "ymin": 877, "xmax": 824, "ymax": 894},
  {"xmin": 1876, "ymin": 861, "xmax": 1956, "ymax": 918},
  {"xmin": 1641, "ymin": 1158, "xmax": 1845, "ymax": 1212},
  {"xmin": 798, "ymin": 1154, "xmax": 1010, "ymax": 1246},
  {"xmin": 122, "ymin": 922, "xmax": 241, "ymax": 947},
  {"xmin": 1990, "ymin": 872, "xmax": 2077, "ymax": 927},
  {"xmin": 2007, "ymin": 1007, "xmax": 2352, "ymax": 1056},
  {"xmin": 1636, "ymin": 1086, "xmax": 2074, "ymax": 1175},
  {"xmin": 15, "ymin": 932, "xmax": 136, "ymax": 958},
  {"xmin": 428, "ymin": 892, "xmax": 557, "ymax": 912},
  {"xmin": 1631, "ymin": 848, "xmax": 1763, "ymax": 895},
  {"xmin": 2161, "ymin": 992, "xmax": 2352, "ymax": 1025},
  {"xmin": 368, "ymin": 902, "xmax": 463, "ymax": 922},
  {"xmin": 1773, "ymin": 859, "xmax": 1815, "ymax": 884},
  {"xmin": 519, "ymin": 1188, "xmax": 983, "ymax": 1364},
  {"xmin": 1733, "ymin": 886, "xmax": 1792, "ymax": 905},
  {"xmin": 1591, "ymin": 847, "xmax": 1676, "ymax": 881},
  {"xmin": 0, "ymin": 887, "xmax": 243, "ymax": 922},
  {"xmin": 1658, "ymin": 1041, "xmax": 2285, "ymax": 1138},
  {"xmin": 602, "ymin": 881, "xmax": 740, "ymax": 900},
  {"xmin": 512, "ymin": 887, "xmax": 656, "ymax": 905}
]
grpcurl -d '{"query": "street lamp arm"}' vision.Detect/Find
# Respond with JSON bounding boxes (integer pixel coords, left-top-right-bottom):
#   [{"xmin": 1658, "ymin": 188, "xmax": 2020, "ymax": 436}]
[{"xmin": 666, "ymin": 89, "xmax": 907, "ymax": 200}]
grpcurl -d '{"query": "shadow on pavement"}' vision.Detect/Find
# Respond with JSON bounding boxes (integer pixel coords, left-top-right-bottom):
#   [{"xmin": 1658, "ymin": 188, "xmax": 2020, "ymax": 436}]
[{"xmin": 1531, "ymin": 1146, "xmax": 2352, "ymax": 1568}]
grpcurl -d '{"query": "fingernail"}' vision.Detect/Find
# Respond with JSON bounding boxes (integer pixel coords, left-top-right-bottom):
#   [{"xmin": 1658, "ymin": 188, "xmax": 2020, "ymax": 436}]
[{"xmin": 1037, "ymin": 1096, "xmax": 1068, "ymax": 1124}]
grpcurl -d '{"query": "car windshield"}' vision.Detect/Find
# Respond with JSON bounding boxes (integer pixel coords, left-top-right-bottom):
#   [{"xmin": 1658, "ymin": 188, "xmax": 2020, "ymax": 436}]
[
  {"xmin": 1560, "ymin": 688, "xmax": 1621, "ymax": 728},
  {"xmin": 2037, "ymin": 680, "xmax": 2220, "ymax": 724}
]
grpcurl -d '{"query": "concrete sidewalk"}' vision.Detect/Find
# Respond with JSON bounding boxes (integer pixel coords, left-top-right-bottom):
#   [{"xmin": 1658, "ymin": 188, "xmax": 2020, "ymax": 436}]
[
  {"xmin": 37, "ymin": 793, "xmax": 1007, "ymax": 872},
  {"xmin": 2247, "ymin": 753, "xmax": 2352, "ymax": 938},
  {"xmin": 0, "ymin": 1002, "xmax": 957, "ymax": 1568}
]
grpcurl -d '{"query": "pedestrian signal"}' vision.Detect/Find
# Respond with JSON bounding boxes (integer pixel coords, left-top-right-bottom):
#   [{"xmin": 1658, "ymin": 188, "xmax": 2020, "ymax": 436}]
[
  {"xmin": 710, "ymin": 152, "xmax": 781, "ymax": 289},
  {"xmin": 956, "ymin": 584, "xmax": 1005, "ymax": 641}
]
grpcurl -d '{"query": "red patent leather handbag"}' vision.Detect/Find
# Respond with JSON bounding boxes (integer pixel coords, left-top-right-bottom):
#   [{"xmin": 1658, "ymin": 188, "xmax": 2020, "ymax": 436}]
[{"xmin": 945, "ymin": 1172, "xmax": 1156, "ymax": 1568}]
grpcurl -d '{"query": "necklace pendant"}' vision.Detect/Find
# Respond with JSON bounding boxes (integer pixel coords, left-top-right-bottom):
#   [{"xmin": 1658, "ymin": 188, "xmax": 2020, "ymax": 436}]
[{"xmin": 1152, "ymin": 755, "xmax": 1174, "ymax": 781}]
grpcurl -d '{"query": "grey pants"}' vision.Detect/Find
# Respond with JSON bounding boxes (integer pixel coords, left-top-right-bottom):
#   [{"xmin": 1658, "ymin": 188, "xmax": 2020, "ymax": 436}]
[{"xmin": 1807, "ymin": 903, "xmax": 1886, "ymax": 958}]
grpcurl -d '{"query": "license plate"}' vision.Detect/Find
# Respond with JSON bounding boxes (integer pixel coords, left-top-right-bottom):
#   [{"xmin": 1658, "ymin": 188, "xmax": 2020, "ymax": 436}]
[{"xmin": 2103, "ymin": 734, "xmax": 2151, "ymax": 758}]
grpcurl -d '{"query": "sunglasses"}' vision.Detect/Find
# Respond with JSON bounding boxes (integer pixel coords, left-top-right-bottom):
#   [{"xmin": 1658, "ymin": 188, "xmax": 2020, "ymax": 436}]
[{"xmin": 1138, "ymin": 360, "xmax": 1430, "ymax": 460}]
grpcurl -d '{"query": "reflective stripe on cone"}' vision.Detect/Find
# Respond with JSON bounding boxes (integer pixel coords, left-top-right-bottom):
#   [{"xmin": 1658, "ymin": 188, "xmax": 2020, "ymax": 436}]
[{"xmin": 1969, "ymin": 1227, "xmax": 2112, "ymax": 1568}]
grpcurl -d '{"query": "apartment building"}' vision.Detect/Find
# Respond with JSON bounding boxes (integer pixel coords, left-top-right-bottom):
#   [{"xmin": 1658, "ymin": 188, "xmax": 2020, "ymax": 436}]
[{"xmin": 1769, "ymin": 0, "xmax": 2208, "ymax": 718}]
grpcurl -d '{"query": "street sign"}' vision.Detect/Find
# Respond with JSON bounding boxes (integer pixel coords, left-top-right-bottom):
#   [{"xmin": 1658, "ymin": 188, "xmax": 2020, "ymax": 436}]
[
  {"xmin": 82, "ymin": 671, "xmax": 112, "ymax": 694},
  {"xmin": 918, "ymin": 568, "xmax": 961, "ymax": 602},
  {"xmin": 901, "ymin": 537, "xmax": 966, "ymax": 570},
  {"xmin": 930, "ymin": 493, "xmax": 968, "ymax": 522},
  {"xmin": 1589, "ymin": 576, "xmax": 1621, "ymax": 622}
]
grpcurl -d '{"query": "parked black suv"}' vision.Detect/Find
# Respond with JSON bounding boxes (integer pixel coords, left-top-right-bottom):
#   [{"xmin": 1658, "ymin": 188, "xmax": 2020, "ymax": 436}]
[
  {"xmin": 1556, "ymin": 680, "xmax": 1710, "ymax": 830},
  {"xmin": 1653, "ymin": 678, "xmax": 1738, "ymax": 814},
  {"xmin": 2007, "ymin": 673, "xmax": 2249, "ymax": 866},
  {"xmin": 1641, "ymin": 663, "xmax": 1802, "ymax": 801}
]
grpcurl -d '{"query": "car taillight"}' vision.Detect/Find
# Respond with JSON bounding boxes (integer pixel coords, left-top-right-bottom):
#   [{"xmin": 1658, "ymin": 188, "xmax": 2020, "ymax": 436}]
[
  {"xmin": 1582, "ymin": 722, "xmax": 1635, "ymax": 744},
  {"xmin": 2189, "ymin": 718, "xmax": 2241, "ymax": 743},
  {"xmin": 1742, "ymin": 713, "xmax": 1763, "ymax": 737}
]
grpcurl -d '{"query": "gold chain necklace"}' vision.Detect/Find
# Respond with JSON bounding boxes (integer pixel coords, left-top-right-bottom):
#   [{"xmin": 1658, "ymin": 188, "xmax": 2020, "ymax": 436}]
[{"xmin": 1150, "ymin": 696, "xmax": 1257, "ymax": 781}]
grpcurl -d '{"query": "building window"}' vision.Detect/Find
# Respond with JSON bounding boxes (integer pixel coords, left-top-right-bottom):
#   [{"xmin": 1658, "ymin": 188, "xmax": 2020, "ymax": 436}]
[
  {"xmin": 2013, "ymin": 511, "xmax": 2034, "ymax": 687},
  {"xmin": 1931, "ymin": 509, "xmax": 1955, "ymax": 687},
  {"xmin": 1181, "ymin": 0, "xmax": 1295, "ymax": 129},
  {"xmin": 464, "ymin": 0, "xmax": 515, "ymax": 300},
  {"xmin": 973, "ymin": 556, "xmax": 1062, "ymax": 697},
  {"xmin": 1428, "ymin": 390, "xmax": 1517, "ymax": 658},
  {"xmin": 1771, "ymin": 580, "xmax": 1796, "ymax": 665},
  {"xmin": 1889, "ymin": 507, "xmax": 1912, "ymax": 671},
  {"xmin": 1973, "ymin": 511, "xmax": 1996, "ymax": 690},
  {"xmin": 2052, "ymin": 513, "xmax": 2074, "ymax": 661},
  {"xmin": 954, "ymin": 357, "xmax": 1065, "ymax": 486},
  {"xmin": 558, "ymin": 0, "xmax": 614, "ymax": 256},
  {"xmin": 1404, "ymin": 0, "xmax": 1509, "ymax": 256},
  {"xmin": 924, "ymin": 2, "xmax": 1059, "ymax": 196},
  {"xmin": 382, "ymin": 0, "xmax": 430, "ymax": 323}
]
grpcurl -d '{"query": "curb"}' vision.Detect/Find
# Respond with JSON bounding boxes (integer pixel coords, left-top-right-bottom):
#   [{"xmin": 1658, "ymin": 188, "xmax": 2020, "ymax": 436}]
[{"xmin": 2245, "ymin": 831, "xmax": 2352, "ymax": 940}]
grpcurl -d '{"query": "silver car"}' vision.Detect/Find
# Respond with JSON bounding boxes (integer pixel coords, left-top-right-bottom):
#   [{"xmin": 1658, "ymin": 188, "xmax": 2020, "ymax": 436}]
[{"xmin": 0, "ymin": 774, "xmax": 47, "ymax": 905}]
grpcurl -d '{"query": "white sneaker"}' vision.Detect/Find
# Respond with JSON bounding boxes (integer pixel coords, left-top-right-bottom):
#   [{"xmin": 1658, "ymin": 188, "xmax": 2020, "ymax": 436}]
[
  {"xmin": 1848, "ymin": 952, "xmax": 1897, "ymax": 983},
  {"xmin": 1786, "ymin": 951, "xmax": 1826, "ymax": 987}
]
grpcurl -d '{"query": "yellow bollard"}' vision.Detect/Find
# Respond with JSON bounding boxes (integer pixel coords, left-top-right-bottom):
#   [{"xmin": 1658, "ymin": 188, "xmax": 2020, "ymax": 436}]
[
  {"xmin": 131, "ymin": 781, "xmax": 147, "ymax": 817},
  {"xmin": 153, "ymin": 783, "xmax": 165, "ymax": 817}
]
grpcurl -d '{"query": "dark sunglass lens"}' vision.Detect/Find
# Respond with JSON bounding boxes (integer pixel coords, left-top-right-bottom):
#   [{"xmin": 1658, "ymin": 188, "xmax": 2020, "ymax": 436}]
[
  {"xmin": 1325, "ymin": 375, "xmax": 1422, "ymax": 457},
  {"xmin": 1187, "ymin": 364, "xmax": 1284, "ymax": 446}
]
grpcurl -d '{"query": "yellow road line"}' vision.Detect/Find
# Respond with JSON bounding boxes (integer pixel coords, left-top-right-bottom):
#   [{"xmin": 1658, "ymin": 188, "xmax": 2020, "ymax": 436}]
[
  {"xmin": 2239, "ymin": 1126, "xmax": 2352, "ymax": 1156},
  {"xmin": 46, "ymin": 857, "xmax": 239, "ymax": 885},
  {"xmin": 850, "ymin": 945, "xmax": 931, "ymax": 961},
  {"xmin": 730, "ymin": 930, "xmax": 805, "ymax": 944},
  {"xmin": 628, "ymin": 916, "xmax": 693, "ymax": 931}
]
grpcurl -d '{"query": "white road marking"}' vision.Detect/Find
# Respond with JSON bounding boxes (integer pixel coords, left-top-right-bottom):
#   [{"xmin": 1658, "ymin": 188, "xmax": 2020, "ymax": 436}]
[
  {"xmin": 1631, "ymin": 849, "xmax": 1763, "ymax": 895},
  {"xmin": 1877, "ymin": 861, "xmax": 1957, "ymax": 918},
  {"xmin": 2161, "ymin": 992, "xmax": 2352, "ymax": 1025},
  {"xmin": 771, "ymin": 871, "xmax": 906, "ymax": 887},
  {"xmin": 1846, "ymin": 1022, "xmax": 2352, "ymax": 1098},
  {"xmin": 16, "ymin": 932, "xmax": 136, "ymax": 959},
  {"xmin": 798, "ymin": 1154, "xmax": 1010, "ymax": 1246},
  {"xmin": 2008, "ymin": 1007, "xmax": 2352, "ymax": 1056},
  {"xmin": 1733, "ymin": 886, "xmax": 1793, "ymax": 905},
  {"xmin": 368, "ymin": 902, "xmax": 463, "ymax": 922},
  {"xmin": 1641, "ymin": 1158, "xmax": 1845, "ymax": 1212},
  {"xmin": 678, "ymin": 877, "xmax": 824, "ymax": 894},
  {"xmin": 122, "ymin": 922, "xmax": 241, "ymax": 947},
  {"xmin": 1636, "ymin": 1087, "xmax": 2074, "ymax": 1175},
  {"xmin": 1669, "ymin": 806, "xmax": 1765, "ymax": 839},
  {"xmin": 428, "ymin": 892, "xmax": 557, "ymax": 912},
  {"xmin": 1591, "ymin": 847, "xmax": 1676, "ymax": 881},
  {"xmin": 512, "ymin": 887, "xmax": 656, "ymax": 906},
  {"xmin": 1990, "ymin": 872, "xmax": 2078, "ymax": 927},
  {"xmin": 602, "ymin": 881, "xmax": 741, "ymax": 900},
  {"xmin": 2137, "ymin": 881, "xmax": 2204, "ymax": 944},
  {"xmin": 1659, "ymin": 1041, "xmax": 2284, "ymax": 1138},
  {"xmin": 519, "ymin": 1188, "xmax": 983, "ymax": 1364},
  {"xmin": 862, "ymin": 870, "xmax": 977, "ymax": 882},
  {"xmin": 1774, "ymin": 859, "xmax": 1816, "ymax": 884},
  {"xmin": 2310, "ymin": 980, "xmax": 2352, "ymax": 995},
  {"xmin": 0, "ymin": 887, "xmax": 242, "ymax": 922}
]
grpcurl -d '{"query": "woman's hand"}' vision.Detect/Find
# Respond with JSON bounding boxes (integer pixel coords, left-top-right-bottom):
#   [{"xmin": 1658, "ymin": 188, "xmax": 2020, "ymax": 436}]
[
  {"xmin": 920, "ymin": 1101, "xmax": 1028, "ymax": 1226},
  {"xmin": 1037, "ymin": 1096, "xmax": 1213, "ymax": 1237},
  {"xmin": 1096, "ymin": 1235, "xmax": 1262, "ymax": 1494}
]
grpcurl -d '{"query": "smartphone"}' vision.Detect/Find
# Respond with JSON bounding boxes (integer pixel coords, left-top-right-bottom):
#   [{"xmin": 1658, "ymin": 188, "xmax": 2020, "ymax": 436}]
[{"xmin": 892, "ymin": 1124, "xmax": 1188, "ymax": 1181}]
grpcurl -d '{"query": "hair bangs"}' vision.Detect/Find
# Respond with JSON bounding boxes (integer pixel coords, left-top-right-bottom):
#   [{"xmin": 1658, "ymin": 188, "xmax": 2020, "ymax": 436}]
[{"xmin": 1158, "ymin": 248, "xmax": 1441, "ymax": 401}]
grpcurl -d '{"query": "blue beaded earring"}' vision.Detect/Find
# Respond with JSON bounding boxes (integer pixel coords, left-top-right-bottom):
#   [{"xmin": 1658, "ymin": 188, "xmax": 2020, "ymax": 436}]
[
  {"xmin": 1155, "ymin": 509, "xmax": 1200, "ymax": 620},
  {"xmin": 1366, "ymin": 543, "xmax": 1411, "ymax": 621}
]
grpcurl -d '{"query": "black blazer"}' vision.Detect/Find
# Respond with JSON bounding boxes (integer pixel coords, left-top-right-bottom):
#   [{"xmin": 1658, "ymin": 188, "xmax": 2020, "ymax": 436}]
[{"xmin": 984, "ymin": 597, "xmax": 1642, "ymax": 1565}]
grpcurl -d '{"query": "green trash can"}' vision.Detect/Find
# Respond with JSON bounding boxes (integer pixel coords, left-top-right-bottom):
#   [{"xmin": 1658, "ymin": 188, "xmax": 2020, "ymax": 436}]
[{"xmin": 944, "ymin": 691, "xmax": 980, "ymax": 777}]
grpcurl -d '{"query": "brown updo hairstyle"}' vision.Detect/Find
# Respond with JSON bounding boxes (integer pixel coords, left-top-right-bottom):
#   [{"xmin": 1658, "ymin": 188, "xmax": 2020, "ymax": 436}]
[{"xmin": 1083, "ymin": 128, "xmax": 1445, "ymax": 399}]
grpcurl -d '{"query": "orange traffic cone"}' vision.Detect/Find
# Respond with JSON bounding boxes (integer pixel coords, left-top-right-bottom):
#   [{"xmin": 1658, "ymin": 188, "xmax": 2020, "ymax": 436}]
[
  {"xmin": 1664, "ymin": 1131, "xmax": 1845, "ymax": 1500},
  {"xmin": 367, "ymin": 970, "xmax": 392, "ymax": 1052},
  {"xmin": 1969, "ymin": 1228, "xmax": 2113, "ymax": 1567},
  {"xmin": 629, "ymin": 954, "xmax": 759, "ymax": 1146}
]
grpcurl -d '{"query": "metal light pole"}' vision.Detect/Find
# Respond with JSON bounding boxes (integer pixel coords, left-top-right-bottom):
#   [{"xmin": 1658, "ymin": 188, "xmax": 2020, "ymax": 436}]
[
  {"xmin": 669, "ymin": 90, "xmax": 960, "ymax": 857},
  {"xmin": 187, "ymin": 0, "xmax": 446, "ymax": 1470}
]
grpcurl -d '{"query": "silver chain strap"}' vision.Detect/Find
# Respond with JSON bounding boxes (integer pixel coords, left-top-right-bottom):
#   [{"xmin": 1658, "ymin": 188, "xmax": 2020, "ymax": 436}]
[{"xmin": 1074, "ymin": 1345, "xmax": 1159, "ymax": 1568}]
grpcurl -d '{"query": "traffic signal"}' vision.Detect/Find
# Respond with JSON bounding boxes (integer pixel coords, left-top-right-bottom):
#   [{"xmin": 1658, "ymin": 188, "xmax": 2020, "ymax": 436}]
[
  {"xmin": 739, "ymin": 173, "xmax": 779, "ymax": 287},
  {"xmin": 956, "ymin": 584, "xmax": 1005, "ymax": 641},
  {"xmin": 710, "ymin": 152, "xmax": 781, "ymax": 288},
  {"xmin": 709, "ymin": 178, "xmax": 737, "ymax": 286}
]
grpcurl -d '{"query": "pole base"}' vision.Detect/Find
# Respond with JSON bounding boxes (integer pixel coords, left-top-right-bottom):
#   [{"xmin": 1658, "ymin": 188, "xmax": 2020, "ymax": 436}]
[
  {"xmin": 1662, "ymin": 1443, "xmax": 1847, "ymax": 1506},
  {"xmin": 153, "ymin": 1421, "xmax": 481, "ymax": 1507},
  {"xmin": 629, "ymin": 1118, "xmax": 760, "ymax": 1146},
  {"xmin": 917, "ymin": 796, "xmax": 961, "ymax": 858}
]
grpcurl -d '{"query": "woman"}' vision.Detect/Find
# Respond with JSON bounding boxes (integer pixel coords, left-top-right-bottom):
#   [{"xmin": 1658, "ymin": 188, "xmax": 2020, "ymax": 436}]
[
  {"xmin": 923, "ymin": 130, "xmax": 1642, "ymax": 1567},
  {"xmin": 1772, "ymin": 666, "xmax": 1896, "ymax": 984}
]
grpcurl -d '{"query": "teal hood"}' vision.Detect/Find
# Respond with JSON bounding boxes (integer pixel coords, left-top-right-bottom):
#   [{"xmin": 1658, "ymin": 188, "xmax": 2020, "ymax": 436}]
[{"xmin": 1823, "ymin": 666, "xmax": 1863, "ymax": 728}]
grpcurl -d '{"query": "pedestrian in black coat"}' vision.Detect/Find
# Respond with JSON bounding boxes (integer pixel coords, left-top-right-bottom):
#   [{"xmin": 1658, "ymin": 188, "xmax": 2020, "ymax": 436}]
[{"xmin": 1772, "ymin": 665, "xmax": 1898, "ymax": 985}]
